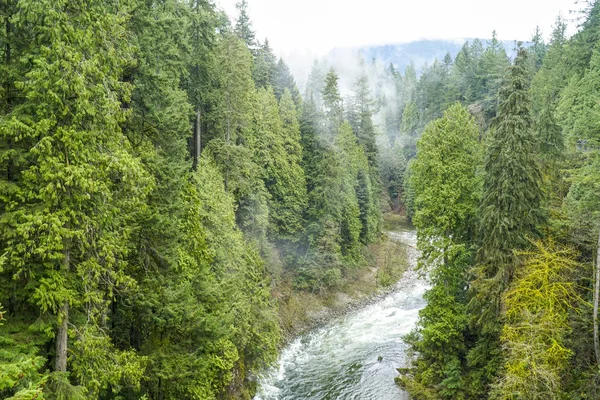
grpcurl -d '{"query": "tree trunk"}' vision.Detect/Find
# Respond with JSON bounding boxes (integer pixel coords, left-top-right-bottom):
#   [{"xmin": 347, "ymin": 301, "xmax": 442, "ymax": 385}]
[
  {"xmin": 594, "ymin": 229, "xmax": 600, "ymax": 367},
  {"xmin": 55, "ymin": 301, "xmax": 69, "ymax": 372},
  {"xmin": 193, "ymin": 109, "xmax": 201, "ymax": 171},
  {"xmin": 56, "ymin": 247, "xmax": 70, "ymax": 372}
]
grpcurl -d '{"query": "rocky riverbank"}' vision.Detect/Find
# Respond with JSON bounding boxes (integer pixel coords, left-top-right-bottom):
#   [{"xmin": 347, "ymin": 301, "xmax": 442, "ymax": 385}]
[{"xmin": 276, "ymin": 224, "xmax": 418, "ymax": 344}]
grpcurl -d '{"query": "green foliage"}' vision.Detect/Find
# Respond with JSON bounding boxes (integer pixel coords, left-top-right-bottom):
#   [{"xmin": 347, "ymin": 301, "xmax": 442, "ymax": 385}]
[
  {"xmin": 400, "ymin": 101, "xmax": 421, "ymax": 159},
  {"xmin": 401, "ymin": 104, "xmax": 482, "ymax": 399},
  {"xmin": 398, "ymin": 6, "xmax": 600, "ymax": 400},
  {"xmin": 248, "ymin": 88, "xmax": 307, "ymax": 241},
  {"xmin": 0, "ymin": 1, "xmax": 281, "ymax": 398},
  {"xmin": 253, "ymin": 39, "xmax": 278, "ymax": 89},
  {"xmin": 12, "ymin": 0, "xmax": 600, "ymax": 399},
  {"xmin": 0, "ymin": 306, "xmax": 48, "ymax": 400},
  {"xmin": 0, "ymin": 0, "xmax": 150, "ymax": 396},
  {"xmin": 468, "ymin": 47, "xmax": 545, "ymax": 396},
  {"xmin": 379, "ymin": 142, "xmax": 407, "ymax": 211},
  {"xmin": 491, "ymin": 240, "xmax": 583, "ymax": 399},
  {"xmin": 410, "ymin": 104, "xmax": 482, "ymax": 266},
  {"xmin": 272, "ymin": 59, "xmax": 302, "ymax": 106},
  {"xmin": 299, "ymin": 66, "xmax": 382, "ymax": 288},
  {"xmin": 322, "ymin": 69, "xmax": 344, "ymax": 135},
  {"xmin": 234, "ymin": 0, "xmax": 256, "ymax": 50},
  {"xmin": 208, "ymin": 34, "xmax": 255, "ymax": 144},
  {"xmin": 476, "ymin": 46, "xmax": 544, "ymax": 279},
  {"xmin": 347, "ymin": 72, "xmax": 378, "ymax": 166}
]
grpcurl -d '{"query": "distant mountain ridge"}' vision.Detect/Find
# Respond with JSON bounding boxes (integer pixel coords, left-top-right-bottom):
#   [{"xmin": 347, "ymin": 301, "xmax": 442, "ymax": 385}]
[{"xmin": 326, "ymin": 38, "xmax": 523, "ymax": 74}]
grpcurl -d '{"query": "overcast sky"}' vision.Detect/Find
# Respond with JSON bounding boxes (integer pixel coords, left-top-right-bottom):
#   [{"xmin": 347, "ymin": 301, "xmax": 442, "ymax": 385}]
[{"xmin": 215, "ymin": 0, "xmax": 585, "ymax": 57}]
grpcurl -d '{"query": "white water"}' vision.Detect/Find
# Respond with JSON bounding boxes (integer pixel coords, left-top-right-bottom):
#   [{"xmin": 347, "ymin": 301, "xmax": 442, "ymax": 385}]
[{"xmin": 254, "ymin": 225, "xmax": 427, "ymax": 400}]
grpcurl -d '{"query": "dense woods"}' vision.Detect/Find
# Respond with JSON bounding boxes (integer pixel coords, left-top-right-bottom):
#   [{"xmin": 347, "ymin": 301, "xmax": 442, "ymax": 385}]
[
  {"xmin": 394, "ymin": 4, "xmax": 600, "ymax": 399},
  {"xmin": 0, "ymin": 1, "xmax": 381, "ymax": 399},
  {"xmin": 3, "ymin": 0, "xmax": 600, "ymax": 399}
]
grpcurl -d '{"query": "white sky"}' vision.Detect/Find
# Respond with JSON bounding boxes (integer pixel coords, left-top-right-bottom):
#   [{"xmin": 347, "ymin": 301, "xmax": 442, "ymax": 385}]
[{"xmin": 215, "ymin": 0, "xmax": 585, "ymax": 57}]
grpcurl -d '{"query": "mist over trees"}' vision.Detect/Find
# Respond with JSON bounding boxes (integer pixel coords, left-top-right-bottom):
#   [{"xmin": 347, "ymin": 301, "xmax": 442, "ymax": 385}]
[
  {"xmin": 2, "ymin": 0, "xmax": 600, "ymax": 399},
  {"xmin": 0, "ymin": 1, "xmax": 380, "ymax": 399}
]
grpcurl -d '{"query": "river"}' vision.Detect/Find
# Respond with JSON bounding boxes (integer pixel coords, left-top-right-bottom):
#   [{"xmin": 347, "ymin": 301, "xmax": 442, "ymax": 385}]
[{"xmin": 254, "ymin": 223, "xmax": 427, "ymax": 400}]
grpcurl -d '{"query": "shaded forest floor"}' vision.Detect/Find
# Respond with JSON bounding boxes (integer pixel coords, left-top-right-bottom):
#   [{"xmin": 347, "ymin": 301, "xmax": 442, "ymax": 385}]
[{"xmin": 275, "ymin": 213, "xmax": 413, "ymax": 343}]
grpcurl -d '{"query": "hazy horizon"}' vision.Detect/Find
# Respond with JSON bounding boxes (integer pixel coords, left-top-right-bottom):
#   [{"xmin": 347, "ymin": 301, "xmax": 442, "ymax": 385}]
[{"xmin": 216, "ymin": 0, "xmax": 585, "ymax": 58}]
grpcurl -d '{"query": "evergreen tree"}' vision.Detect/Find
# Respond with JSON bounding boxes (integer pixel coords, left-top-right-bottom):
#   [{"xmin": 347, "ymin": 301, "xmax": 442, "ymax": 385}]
[
  {"xmin": 400, "ymin": 101, "xmax": 421, "ymax": 159},
  {"xmin": 234, "ymin": 0, "xmax": 256, "ymax": 50},
  {"xmin": 248, "ymin": 88, "xmax": 307, "ymax": 241},
  {"xmin": 557, "ymin": 49, "xmax": 600, "ymax": 247},
  {"xmin": 347, "ymin": 72, "xmax": 378, "ymax": 166},
  {"xmin": 379, "ymin": 142, "xmax": 407, "ymax": 210},
  {"xmin": 532, "ymin": 16, "xmax": 568, "ymax": 162},
  {"xmin": 186, "ymin": 0, "xmax": 220, "ymax": 169},
  {"xmin": 208, "ymin": 34, "xmax": 255, "ymax": 145},
  {"xmin": 491, "ymin": 240, "xmax": 581, "ymax": 399},
  {"xmin": 468, "ymin": 47, "xmax": 545, "ymax": 395},
  {"xmin": 400, "ymin": 104, "xmax": 482, "ymax": 399},
  {"xmin": 529, "ymin": 26, "xmax": 547, "ymax": 73},
  {"xmin": 322, "ymin": 68, "xmax": 344, "ymax": 137},
  {"xmin": 478, "ymin": 31, "xmax": 510, "ymax": 122},
  {"xmin": 305, "ymin": 60, "xmax": 326, "ymax": 108},
  {"xmin": 253, "ymin": 38, "xmax": 278, "ymax": 89},
  {"xmin": 273, "ymin": 58, "xmax": 302, "ymax": 106},
  {"xmin": 0, "ymin": 0, "xmax": 149, "ymax": 395}
]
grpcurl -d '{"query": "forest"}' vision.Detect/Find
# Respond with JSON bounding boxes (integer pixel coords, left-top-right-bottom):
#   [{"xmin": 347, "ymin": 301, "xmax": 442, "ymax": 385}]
[
  {"xmin": 1, "ymin": 0, "xmax": 600, "ymax": 399},
  {"xmin": 0, "ymin": 0, "xmax": 381, "ymax": 398},
  {"xmin": 395, "ymin": 5, "xmax": 600, "ymax": 400}
]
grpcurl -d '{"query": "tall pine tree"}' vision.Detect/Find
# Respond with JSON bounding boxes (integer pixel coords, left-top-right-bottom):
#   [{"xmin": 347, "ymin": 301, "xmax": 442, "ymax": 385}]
[{"xmin": 468, "ymin": 47, "xmax": 545, "ymax": 396}]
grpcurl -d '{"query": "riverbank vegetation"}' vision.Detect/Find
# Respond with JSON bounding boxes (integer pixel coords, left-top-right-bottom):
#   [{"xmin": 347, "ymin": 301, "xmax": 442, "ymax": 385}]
[
  {"xmin": 3, "ymin": 0, "xmax": 600, "ymax": 399},
  {"xmin": 396, "ymin": 3, "xmax": 600, "ymax": 398},
  {"xmin": 0, "ymin": 1, "xmax": 390, "ymax": 399},
  {"xmin": 277, "ymin": 228, "xmax": 411, "ymax": 341}
]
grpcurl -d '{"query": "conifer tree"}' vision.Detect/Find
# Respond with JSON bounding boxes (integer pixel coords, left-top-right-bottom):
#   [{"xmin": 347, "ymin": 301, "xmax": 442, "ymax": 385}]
[
  {"xmin": 253, "ymin": 38, "xmax": 278, "ymax": 88},
  {"xmin": 322, "ymin": 68, "xmax": 344, "ymax": 137},
  {"xmin": 187, "ymin": 0, "xmax": 220, "ymax": 169},
  {"xmin": 305, "ymin": 60, "xmax": 326, "ymax": 108},
  {"xmin": 491, "ymin": 240, "xmax": 581, "ymax": 399},
  {"xmin": 529, "ymin": 17, "xmax": 569, "ymax": 213},
  {"xmin": 400, "ymin": 101, "xmax": 421, "ymax": 159},
  {"xmin": 348, "ymin": 73, "xmax": 378, "ymax": 166},
  {"xmin": 234, "ymin": 0, "xmax": 256, "ymax": 51},
  {"xmin": 468, "ymin": 47, "xmax": 544, "ymax": 395},
  {"xmin": 479, "ymin": 31, "xmax": 510, "ymax": 121},
  {"xmin": 248, "ymin": 88, "xmax": 307, "ymax": 240},
  {"xmin": 400, "ymin": 104, "xmax": 482, "ymax": 399},
  {"xmin": 273, "ymin": 58, "xmax": 302, "ymax": 105},
  {"xmin": 557, "ymin": 49, "xmax": 600, "ymax": 247},
  {"xmin": 209, "ymin": 34, "xmax": 255, "ymax": 145},
  {"xmin": 529, "ymin": 26, "xmax": 547, "ymax": 73},
  {"xmin": 0, "ymin": 0, "xmax": 149, "ymax": 394}
]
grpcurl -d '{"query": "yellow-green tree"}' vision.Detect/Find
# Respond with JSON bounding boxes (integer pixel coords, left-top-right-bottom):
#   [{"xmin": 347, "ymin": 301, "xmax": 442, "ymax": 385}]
[{"xmin": 492, "ymin": 240, "xmax": 584, "ymax": 399}]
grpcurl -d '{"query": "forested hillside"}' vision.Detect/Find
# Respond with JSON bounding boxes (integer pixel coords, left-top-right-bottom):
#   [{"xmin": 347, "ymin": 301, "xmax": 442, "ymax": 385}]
[
  {"xmin": 3, "ymin": 0, "xmax": 600, "ymax": 399},
  {"xmin": 0, "ymin": 1, "xmax": 382, "ymax": 399},
  {"xmin": 391, "ymin": 4, "xmax": 600, "ymax": 399}
]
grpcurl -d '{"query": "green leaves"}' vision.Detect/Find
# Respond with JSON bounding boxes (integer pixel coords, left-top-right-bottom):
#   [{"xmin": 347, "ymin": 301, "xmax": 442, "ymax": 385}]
[
  {"xmin": 401, "ymin": 104, "xmax": 481, "ymax": 398},
  {"xmin": 411, "ymin": 103, "xmax": 482, "ymax": 267}
]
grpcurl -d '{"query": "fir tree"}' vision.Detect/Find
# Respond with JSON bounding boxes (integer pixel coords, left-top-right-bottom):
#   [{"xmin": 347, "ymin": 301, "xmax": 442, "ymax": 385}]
[
  {"xmin": 348, "ymin": 72, "xmax": 378, "ymax": 166},
  {"xmin": 253, "ymin": 38, "xmax": 278, "ymax": 89},
  {"xmin": 234, "ymin": 0, "xmax": 256, "ymax": 50},
  {"xmin": 468, "ymin": 47, "xmax": 545, "ymax": 395},
  {"xmin": 273, "ymin": 58, "xmax": 302, "ymax": 106},
  {"xmin": 0, "ymin": 0, "xmax": 149, "ymax": 394},
  {"xmin": 322, "ymin": 68, "xmax": 344, "ymax": 137}
]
